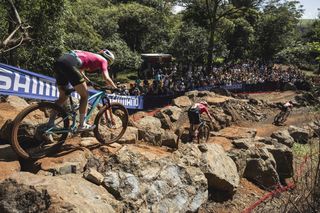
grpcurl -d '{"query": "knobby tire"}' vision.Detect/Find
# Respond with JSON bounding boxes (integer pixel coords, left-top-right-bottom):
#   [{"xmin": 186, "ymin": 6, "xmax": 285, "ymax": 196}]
[
  {"xmin": 94, "ymin": 102, "xmax": 128, "ymax": 144},
  {"xmin": 11, "ymin": 102, "xmax": 69, "ymax": 159}
]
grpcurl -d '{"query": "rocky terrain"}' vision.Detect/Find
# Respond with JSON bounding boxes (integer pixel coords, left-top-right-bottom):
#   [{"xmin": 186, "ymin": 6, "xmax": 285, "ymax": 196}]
[{"xmin": 0, "ymin": 90, "xmax": 319, "ymax": 213}]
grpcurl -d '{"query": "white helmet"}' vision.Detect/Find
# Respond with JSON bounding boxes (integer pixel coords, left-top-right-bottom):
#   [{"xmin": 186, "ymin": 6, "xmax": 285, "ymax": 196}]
[{"xmin": 100, "ymin": 49, "xmax": 115, "ymax": 65}]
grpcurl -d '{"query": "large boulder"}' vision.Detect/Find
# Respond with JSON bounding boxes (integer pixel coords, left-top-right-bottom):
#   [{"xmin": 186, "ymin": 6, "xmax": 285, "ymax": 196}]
[
  {"xmin": 0, "ymin": 172, "xmax": 123, "ymax": 212},
  {"xmin": 6, "ymin": 96, "xmax": 29, "ymax": 110},
  {"xmin": 271, "ymin": 130, "xmax": 295, "ymax": 148},
  {"xmin": 212, "ymin": 112, "xmax": 232, "ymax": 129},
  {"xmin": 199, "ymin": 144, "xmax": 240, "ymax": 195},
  {"xmin": 243, "ymin": 147, "xmax": 280, "ymax": 189},
  {"xmin": 254, "ymin": 136, "xmax": 277, "ymax": 145},
  {"xmin": 227, "ymin": 149, "xmax": 249, "ymax": 177},
  {"xmin": 137, "ymin": 116, "xmax": 162, "ymax": 130},
  {"xmin": 95, "ymin": 145, "xmax": 208, "ymax": 212},
  {"xmin": 176, "ymin": 144, "xmax": 240, "ymax": 196},
  {"xmin": 118, "ymin": 126, "xmax": 138, "ymax": 144},
  {"xmin": 138, "ymin": 128, "xmax": 164, "ymax": 146},
  {"xmin": 36, "ymin": 149, "xmax": 91, "ymax": 175},
  {"xmin": 232, "ymin": 138, "xmax": 254, "ymax": 149},
  {"xmin": 0, "ymin": 145, "xmax": 20, "ymax": 180},
  {"xmin": 161, "ymin": 131, "xmax": 178, "ymax": 148},
  {"xmin": 244, "ymin": 158, "xmax": 279, "ymax": 189},
  {"xmin": 288, "ymin": 125, "xmax": 310, "ymax": 144},
  {"xmin": 185, "ymin": 91, "xmax": 199, "ymax": 100},
  {"xmin": 136, "ymin": 116, "xmax": 163, "ymax": 145},
  {"xmin": 266, "ymin": 142, "xmax": 294, "ymax": 179},
  {"xmin": 154, "ymin": 111, "xmax": 173, "ymax": 130},
  {"xmin": 205, "ymin": 96, "xmax": 232, "ymax": 105},
  {"xmin": 172, "ymin": 96, "xmax": 192, "ymax": 108},
  {"xmin": 161, "ymin": 106, "xmax": 182, "ymax": 122}
]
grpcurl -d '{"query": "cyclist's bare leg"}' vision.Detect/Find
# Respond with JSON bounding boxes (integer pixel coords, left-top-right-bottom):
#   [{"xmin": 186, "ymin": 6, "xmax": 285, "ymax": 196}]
[
  {"xmin": 56, "ymin": 86, "xmax": 69, "ymax": 106},
  {"xmin": 48, "ymin": 86, "xmax": 69, "ymax": 126},
  {"xmin": 193, "ymin": 124, "xmax": 200, "ymax": 138},
  {"xmin": 73, "ymin": 82, "xmax": 89, "ymax": 127}
]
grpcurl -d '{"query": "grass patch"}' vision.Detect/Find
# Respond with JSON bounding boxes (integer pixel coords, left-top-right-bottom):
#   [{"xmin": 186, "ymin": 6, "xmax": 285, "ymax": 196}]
[
  {"xmin": 293, "ymin": 143, "xmax": 311, "ymax": 157},
  {"xmin": 293, "ymin": 139, "xmax": 320, "ymax": 158}
]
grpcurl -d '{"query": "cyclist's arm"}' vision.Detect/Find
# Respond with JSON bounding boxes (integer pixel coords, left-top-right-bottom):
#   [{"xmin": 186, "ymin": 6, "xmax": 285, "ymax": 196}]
[
  {"xmin": 203, "ymin": 108, "xmax": 214, "ymax": 121},
  {"xmin": 79, "ymin": 69, "xmax": 91, "ymax": 83},
  {"xmin": 102, "ymin": 70, "xmax": 117, "ymax": 89}
]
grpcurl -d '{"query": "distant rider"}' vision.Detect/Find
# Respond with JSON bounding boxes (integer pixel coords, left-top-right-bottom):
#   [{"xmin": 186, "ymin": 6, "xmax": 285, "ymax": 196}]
[
  {"xmin": 52, "ymin": 49, "xmax": 117, "ymax": 131},
  {"xmin": 188, "ymin": 101, "xmax": 213, "ymax": 138},
  {"xmin": 282, "ymin": 101, "xmax": 294, "ymax": 113}
]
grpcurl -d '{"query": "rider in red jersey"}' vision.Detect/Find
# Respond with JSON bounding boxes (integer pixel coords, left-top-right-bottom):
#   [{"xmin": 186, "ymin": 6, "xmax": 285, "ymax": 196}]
[{"xmin": 188, "ymin": 101, "xmax": 213, "ymax": 138}]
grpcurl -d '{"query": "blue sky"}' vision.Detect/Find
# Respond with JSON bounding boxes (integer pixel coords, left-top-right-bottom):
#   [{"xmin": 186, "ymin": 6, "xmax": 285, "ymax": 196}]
[{"xmin": 291, "ymin": 0, "xmax": 319, "ymax": 19}]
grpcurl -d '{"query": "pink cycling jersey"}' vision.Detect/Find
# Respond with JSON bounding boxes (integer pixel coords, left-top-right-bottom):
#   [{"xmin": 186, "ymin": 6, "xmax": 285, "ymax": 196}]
[
  {"xmin": 193, "ymin": 103, "xmax": 209, "ymax": 114},
  {"xmin": 75, "ymin": 50, "xmax": 108, "ymax": 74}
]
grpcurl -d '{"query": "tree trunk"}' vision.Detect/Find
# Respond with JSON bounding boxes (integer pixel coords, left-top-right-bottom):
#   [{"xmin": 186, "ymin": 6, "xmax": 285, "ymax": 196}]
[
  {"xmin": 8, "ymin": 5, "xmax": 15, "ymax": 65},
  {"xmin": 206, "ymin": 29, "xmax": 215, "ymax": 74}
]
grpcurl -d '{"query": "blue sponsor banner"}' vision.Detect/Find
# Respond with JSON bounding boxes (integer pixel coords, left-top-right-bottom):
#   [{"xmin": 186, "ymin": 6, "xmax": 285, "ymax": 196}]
[
  {"xmin": 220, "ymin": 84, "xmax": 243, "ymax": 90},
  {"xmin": 0, "ymin": 63, "xmax": 143, "ymax": 109}
]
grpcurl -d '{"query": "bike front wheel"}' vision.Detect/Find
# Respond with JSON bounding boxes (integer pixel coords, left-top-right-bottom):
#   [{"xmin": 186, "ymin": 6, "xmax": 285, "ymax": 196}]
[
  {"xmin": 94, "ymin": 102, "xmax": 128, "ymax": 144},
  {"xmin": 11, "ymin": 102, "xmax": 69, "ymax": 159},
  {"xmin": 197, "ymin": 124, "xmax": 210, "ymax": 144}
]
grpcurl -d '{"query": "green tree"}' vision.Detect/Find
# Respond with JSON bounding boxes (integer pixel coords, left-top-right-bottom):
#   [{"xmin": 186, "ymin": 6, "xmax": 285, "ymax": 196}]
[
  {"xmin": 254, "ymin": 0, "xmax": 303, "ymax": 62},
  {"xmin": 170, "ymin": 22, "xmax": 208, "ymax": 64},
  {"xmin": 179, "ymin": 0, "xmax": 261, "ymax": 71}
]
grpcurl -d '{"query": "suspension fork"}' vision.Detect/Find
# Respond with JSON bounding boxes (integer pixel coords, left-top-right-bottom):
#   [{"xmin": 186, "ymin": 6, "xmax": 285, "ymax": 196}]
[{"xmin": 102, "ymin": 98, "xmax": 115, "ymax": 125}]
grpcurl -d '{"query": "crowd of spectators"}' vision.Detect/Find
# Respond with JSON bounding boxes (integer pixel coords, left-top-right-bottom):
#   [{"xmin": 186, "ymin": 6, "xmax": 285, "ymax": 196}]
[{"xmin": 116, "ymin": 61, "xmax": 308, "ymax": 96}]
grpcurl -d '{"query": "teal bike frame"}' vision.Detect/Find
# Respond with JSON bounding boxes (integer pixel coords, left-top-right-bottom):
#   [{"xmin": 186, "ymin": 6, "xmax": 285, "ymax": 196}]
[{"xmin": 45, "ymin": 90, "xmax": 110, "ymax": 134}]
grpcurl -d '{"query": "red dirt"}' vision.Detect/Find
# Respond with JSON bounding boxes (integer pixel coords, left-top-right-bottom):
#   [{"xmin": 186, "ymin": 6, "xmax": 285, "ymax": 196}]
[{"xmin": 208, "ymin": 136, "xmax": 233, "ymax": 151}]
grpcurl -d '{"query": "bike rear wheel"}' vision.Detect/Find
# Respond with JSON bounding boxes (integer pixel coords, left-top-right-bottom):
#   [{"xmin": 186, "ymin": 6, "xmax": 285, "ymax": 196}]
[
  {"xmin": 197, "ymin": 124, "xmax": 210, "ymax": 144},
  {"xmin": 94, "ymin": 102, "xmax": 128, "ymax": 144},
  {"xmin": 279, "ymin": 111, "xmax": 290, "ymax": 123},
  {"xmin": 274, "ymin": 111, "xmax": 284, "ymax": 124},
  {"xmin": 11, "ymin": 102, "xmax": 69, "ymax": 159}
]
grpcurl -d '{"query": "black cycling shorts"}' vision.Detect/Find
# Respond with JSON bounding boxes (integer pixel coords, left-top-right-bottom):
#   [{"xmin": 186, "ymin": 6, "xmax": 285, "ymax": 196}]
[
  {"xmin": 53, "ymin": 58, "xmax": 84, "ymax": 87},
  {"xmin": 188, "ymin": 107, "xmax": 200, "ymax": 125}
]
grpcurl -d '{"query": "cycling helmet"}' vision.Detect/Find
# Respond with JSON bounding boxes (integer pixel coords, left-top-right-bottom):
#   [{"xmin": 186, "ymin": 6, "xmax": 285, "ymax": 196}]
[
  {"xmin": 200, "ymin": 101, "xmax": 208, "ymax": 106},
  {"xmin": 99, "ymin": 49, "xmax": 115, "ymax": 65}
]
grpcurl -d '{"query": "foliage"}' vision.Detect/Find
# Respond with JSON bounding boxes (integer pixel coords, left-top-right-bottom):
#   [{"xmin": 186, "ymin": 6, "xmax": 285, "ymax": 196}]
[
  {"xmin": 254, "ymin": 0, "xmax": 303, "ymax": 62},
  {"xmin": 169, "ymin": 22, "xmax": 208, "ymax": 64},
  {"xmin": 0, "ymin": 0, "xmax": 318, "ymax": 75}
]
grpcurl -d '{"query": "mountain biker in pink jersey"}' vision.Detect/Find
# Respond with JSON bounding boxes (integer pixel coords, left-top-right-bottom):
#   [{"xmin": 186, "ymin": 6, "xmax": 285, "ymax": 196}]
[
  {"xmin": 282, "ymin": 100, "xmax": 294, "ymax": 113},
  {"xmin": 53, "ymin": 49, "xmax": 117, "ymax": 131},
  {"xmin": 188, "ymin": 101, "xmax": 213, "ymax": 138}
]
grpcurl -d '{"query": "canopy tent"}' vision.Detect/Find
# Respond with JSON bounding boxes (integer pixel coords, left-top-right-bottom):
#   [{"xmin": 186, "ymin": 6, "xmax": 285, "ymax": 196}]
[{"xmin": 139, "ymin": 53, "xmax": 173, "ymax": 79}]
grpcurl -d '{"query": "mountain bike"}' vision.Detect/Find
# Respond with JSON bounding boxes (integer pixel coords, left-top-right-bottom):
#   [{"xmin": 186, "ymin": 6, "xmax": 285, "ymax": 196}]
[
  {"xmin": 273, "ymin": 109, "xmax": 291, "ymax": 125},
  {"xmin": 10, "ymin": 83, "xmax": 128, "ymax": 159},
  {"xmin": 196, "ymin": 118, "xmax": 211, "ymax": 144},
  {"xmin": 187, "ymin": 118, "xmax": 211, "ymax": 143}
]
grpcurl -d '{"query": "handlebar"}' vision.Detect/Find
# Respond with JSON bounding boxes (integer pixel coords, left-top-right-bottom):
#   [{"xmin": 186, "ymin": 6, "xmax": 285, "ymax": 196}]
[{"xmin": 88, "ymin": 81, "xmax": 119, "ymax": 93}]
